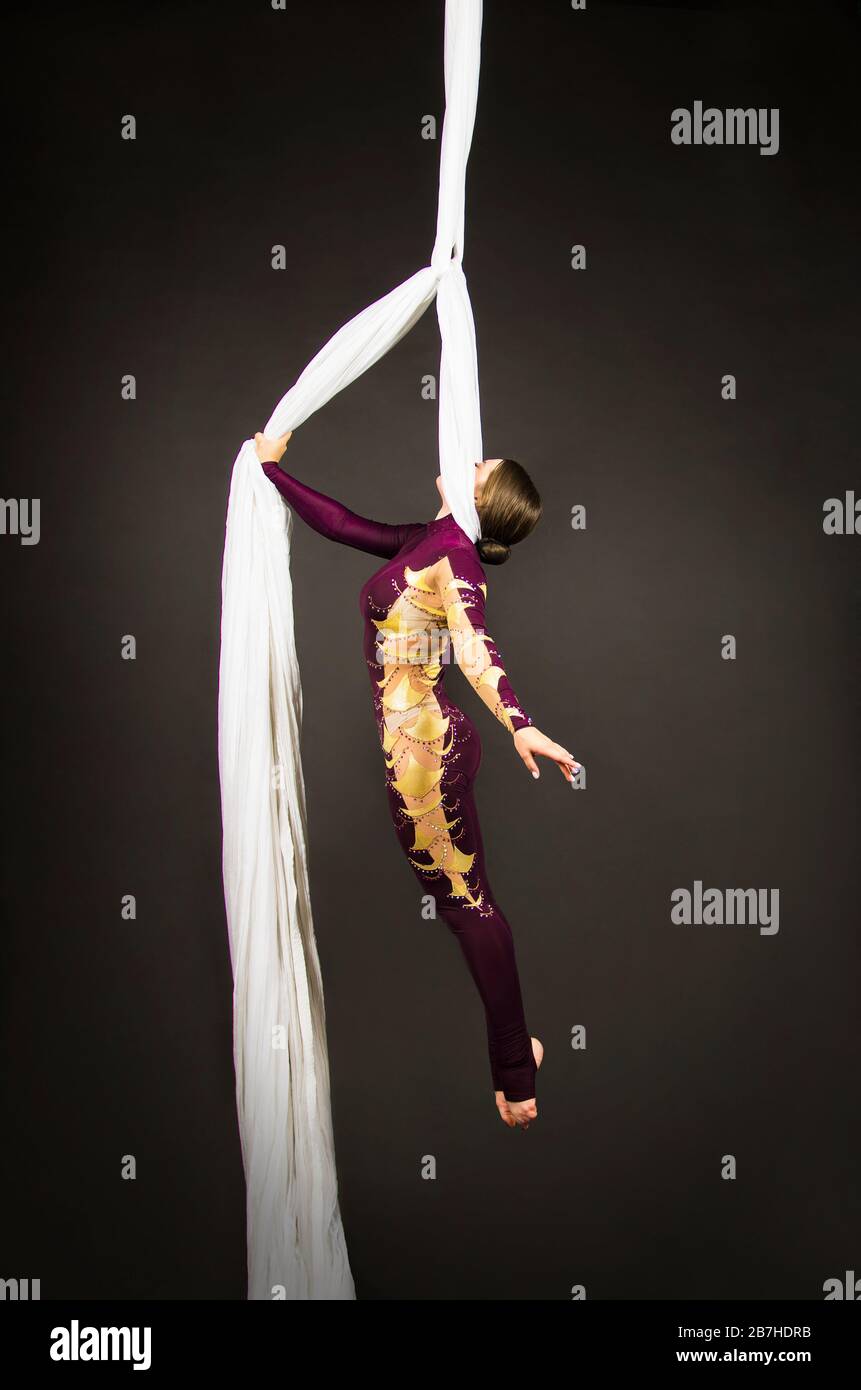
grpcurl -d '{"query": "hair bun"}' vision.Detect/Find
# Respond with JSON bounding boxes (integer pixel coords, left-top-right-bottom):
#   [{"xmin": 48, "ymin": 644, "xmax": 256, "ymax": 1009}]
[{"xmin": 476, "ymin": 536, "xmax": 510, "ymax": 566}]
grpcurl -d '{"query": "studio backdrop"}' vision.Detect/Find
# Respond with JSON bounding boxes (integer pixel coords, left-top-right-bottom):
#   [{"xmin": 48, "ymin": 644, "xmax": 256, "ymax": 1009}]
[{"xmin": 1, "ymin": 0, "xmax": 858, "ymax": 1301}]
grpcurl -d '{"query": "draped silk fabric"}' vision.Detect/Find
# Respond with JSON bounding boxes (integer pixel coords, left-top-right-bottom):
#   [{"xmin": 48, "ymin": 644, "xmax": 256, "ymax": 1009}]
[{"xmin": 218, "ymin": 0, "xmax": 484, "ymax": 1300}]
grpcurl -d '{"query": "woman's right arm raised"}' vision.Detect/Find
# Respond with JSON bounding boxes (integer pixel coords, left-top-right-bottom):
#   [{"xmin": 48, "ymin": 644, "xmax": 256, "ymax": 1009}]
[{"xmin": 254, "ymin": 430, "xmax": 422, "ymax": 560}]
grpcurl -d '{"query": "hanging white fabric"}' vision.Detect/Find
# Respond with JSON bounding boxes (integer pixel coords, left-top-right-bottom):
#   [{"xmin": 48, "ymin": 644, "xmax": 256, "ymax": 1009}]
[{"xmin": 218, "ymin": 0, "xmax": 484, "ymax": 1301}]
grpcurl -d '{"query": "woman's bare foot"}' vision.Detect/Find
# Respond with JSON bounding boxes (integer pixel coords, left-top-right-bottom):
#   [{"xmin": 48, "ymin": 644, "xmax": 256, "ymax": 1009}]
[{"xmin": 495, "ymin": 1037, "xmax": 544, "ymax": 1129}]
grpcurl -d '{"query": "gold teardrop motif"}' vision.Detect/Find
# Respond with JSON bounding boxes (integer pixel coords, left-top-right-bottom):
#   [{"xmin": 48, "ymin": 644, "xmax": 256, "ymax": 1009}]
[
  {"xmin": 383, "ymin": 673, "xmax": 428, "ymax": 711},
  {"xmin": 373, "ymin": 610, "xmax": 411, "ymax": 636},
  {"xmin": 409, "ymin": 843, "xmax": 447, "ymax": 871},
  {"xmin": 411, "ymin": 814, "xmax": 458, "ymax": 851},
  {"xmin": 405, "ymin": 707, "xmax": 450, "ymax": 742},
  {"xmin": 403, "ymin": 565, "xmax": 437, "ymax": 594},
  {"xmin": 411, "ymin": 822, "xmax": 440, "ymax": 852},
  {"xmin": 392, "ymin": 756, "xmax": 443, "ymax": 800},
  {"xmin": 444, "ymin": 844, "xmax": 475, "ymax": 874},
  {"xmin": 478, "ymin": 665, "xmax": 505, "ymax": 691}
]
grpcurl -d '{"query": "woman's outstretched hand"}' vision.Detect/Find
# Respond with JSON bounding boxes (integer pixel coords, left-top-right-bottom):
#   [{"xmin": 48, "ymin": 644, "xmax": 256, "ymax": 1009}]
[
  {"xmin": 254, "ymin": 429, "xmax": 293, "ymax": 464},
  {"xmin": 513, "ymin": 726, "xmax": 581, "ymax": 784}
]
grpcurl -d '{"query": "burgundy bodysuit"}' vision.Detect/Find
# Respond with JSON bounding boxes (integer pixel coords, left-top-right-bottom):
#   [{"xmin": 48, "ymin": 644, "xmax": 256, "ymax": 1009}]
[{"xmin": 261, "ymin": 460, "xmax": 538, "ymax": 1102}]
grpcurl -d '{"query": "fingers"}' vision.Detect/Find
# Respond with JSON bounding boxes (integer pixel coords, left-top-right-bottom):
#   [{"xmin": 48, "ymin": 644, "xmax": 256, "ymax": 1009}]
[
  {"xmin": 555, "ymin": 745, "xmax": 581, "ymax": 779},
  {"xmin": 543, "ymin": 742, "xmax": 579, "ymax": 783},
  {"xmin": 519, "ymin": 734, "xmax": 582, "ymax": 785},
  {"xmin": 546, "ymin": 747, "xmax": 581, "ymax": 783}
]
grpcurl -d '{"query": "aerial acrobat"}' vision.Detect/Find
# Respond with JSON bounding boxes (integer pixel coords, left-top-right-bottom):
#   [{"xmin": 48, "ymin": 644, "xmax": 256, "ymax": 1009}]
[{"xmin": 255, "ymin": 428, "xmax": 581, "ymax": 1127}]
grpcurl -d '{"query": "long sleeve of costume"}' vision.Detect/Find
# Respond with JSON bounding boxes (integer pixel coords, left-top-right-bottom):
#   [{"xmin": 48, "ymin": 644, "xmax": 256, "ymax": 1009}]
[
  {"xmin": 261, "ymin": 460, "xmax": 423, "ymax": 560},
  {"xmin": 437, "ymin": 550, "xmax": 534, "ymax": 735}
]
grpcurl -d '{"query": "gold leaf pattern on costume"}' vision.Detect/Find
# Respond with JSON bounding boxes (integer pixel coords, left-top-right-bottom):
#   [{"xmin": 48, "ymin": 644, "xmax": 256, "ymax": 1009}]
[
  {"xmin": 367, "ymin": 546, "xmax": 532, "ymax": 914},
  {"xmin": 392, "ymin": 755, "xmax": 443, "ymax": 800},
  {"xmin": 373, "ymin": 611, "xmax": 410, "ymax": 635},
  {"xmin": 403, "ymin": 565, "xmax": 437, "ymax": 594},
  {"xmin": 399, "ymin": 793, "xmax": 444, "ymax": 818},
  {"xmin": 411, "ymin": 814, "xmax": 457, "ymax": 853},
  {"xmin": 407, "ymin": 707, "xmax": 450, "ymax": 742},
  {"xmin": 409, "ymin": 842, "xmax": 447, "ymax": 871},
  {"xmin": 407, "ymin": 595, "xmax": 446, "ymax": 619},
  {"xmin": 382, "ymin": 673, "xmax": 427, "ymax": 711},
  {"xmin": 447, "ymin": 877, "xmax": 483, "ymax": 909},
  {"xmin": 477, "ymin": 665, "xmax": 506, "ymax": 692},
  {"xmin": 444, "ymin": 844, "xmax": 476, "ymax": 874}
]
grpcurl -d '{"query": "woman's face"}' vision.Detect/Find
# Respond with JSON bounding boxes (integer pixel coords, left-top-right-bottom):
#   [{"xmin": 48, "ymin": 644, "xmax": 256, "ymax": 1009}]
[{"xmin": 435, "ymin": 457, "xmax": 502, "ymax": 506}]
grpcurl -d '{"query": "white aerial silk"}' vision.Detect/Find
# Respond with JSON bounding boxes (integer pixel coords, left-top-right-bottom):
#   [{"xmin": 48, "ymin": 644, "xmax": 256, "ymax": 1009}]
[{"xmin": 218, "ymin": 0, "xmax": 484, "ymax": 1301}]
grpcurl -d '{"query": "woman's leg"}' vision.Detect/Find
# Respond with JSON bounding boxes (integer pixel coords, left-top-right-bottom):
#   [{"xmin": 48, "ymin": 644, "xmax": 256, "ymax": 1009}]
[
  {"xmin": 431, "ymin": 779, "xmax": 538, "ymax": 1103},
  {"xmin": 385, "ymin": 702, "xmax": 537, "ymax": 1102}
]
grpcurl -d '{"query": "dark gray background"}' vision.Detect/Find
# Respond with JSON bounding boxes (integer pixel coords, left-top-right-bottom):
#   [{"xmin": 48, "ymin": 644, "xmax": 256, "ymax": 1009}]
[{"xmin": 1, "ymin": 0, "xmax": 858, "ymax": 1300}]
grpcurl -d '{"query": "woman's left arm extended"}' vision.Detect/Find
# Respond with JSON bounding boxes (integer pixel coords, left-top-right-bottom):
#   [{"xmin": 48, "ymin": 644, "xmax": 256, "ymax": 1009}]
[
  {"xmin": 437, "ymin": 552, "xmax": 581, "ymax": 784},
  {"xmin": 254, "ymin": 431, "xmax": 423, "ymax": 559}
]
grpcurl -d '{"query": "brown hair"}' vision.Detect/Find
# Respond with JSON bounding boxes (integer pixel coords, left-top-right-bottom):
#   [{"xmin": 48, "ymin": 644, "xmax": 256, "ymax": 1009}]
[{"xmin": 475, "ymin": 458, "xmax": 541, "ymax": 566}]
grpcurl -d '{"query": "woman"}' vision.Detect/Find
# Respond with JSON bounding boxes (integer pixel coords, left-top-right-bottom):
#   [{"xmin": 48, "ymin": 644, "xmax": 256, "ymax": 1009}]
[{"xmin": 255, "ymin": 430, "xmax": 580, "ymax": 1129}]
